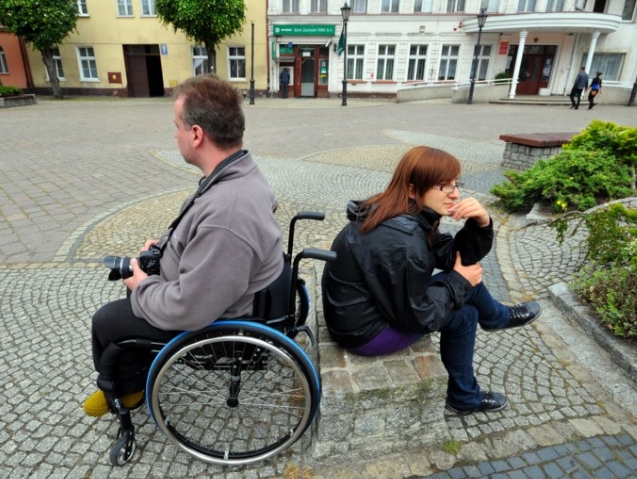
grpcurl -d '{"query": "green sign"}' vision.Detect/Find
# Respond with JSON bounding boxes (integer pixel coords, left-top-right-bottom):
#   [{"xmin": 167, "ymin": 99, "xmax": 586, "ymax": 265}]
[{"xmin": 273, "ymin": 24, "xmax": 336, "ymax": 36}]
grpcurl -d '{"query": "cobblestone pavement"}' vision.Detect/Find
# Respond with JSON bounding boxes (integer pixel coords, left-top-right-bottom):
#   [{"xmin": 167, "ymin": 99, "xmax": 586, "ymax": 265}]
[{"xmin": 1, "ymin": 97, "xmax": 637, "ymax": 478}]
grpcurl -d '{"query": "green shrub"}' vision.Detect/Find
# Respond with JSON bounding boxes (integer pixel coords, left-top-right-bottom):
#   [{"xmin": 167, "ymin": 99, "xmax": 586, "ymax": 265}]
[
  {"xmin": 495, "ymin": 71, "xmax": 512, "ymax": 80},
  {"xmin": 572, "ymin": 265, "xmax": 637, "ymax": 340},
  {"xmin": 0, "ymin": 85, "xmax": 23, "ymax": 97},
  {"xmin": 490, "ymin": 121, "xmax": 637, "ymax": 213}
]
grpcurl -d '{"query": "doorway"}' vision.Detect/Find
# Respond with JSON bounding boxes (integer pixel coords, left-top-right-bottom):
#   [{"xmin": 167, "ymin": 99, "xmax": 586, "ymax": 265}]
[
  {"xmin": 123, "ymin": 45, "xmax": 165, "ymax": 97},
  {"xmin": 292, "ymin": 45, "xmax": 330, "ymax": 98},
  {"xmin": 507, "ymin": 45, "xmax": 557, "ymax": 95}
]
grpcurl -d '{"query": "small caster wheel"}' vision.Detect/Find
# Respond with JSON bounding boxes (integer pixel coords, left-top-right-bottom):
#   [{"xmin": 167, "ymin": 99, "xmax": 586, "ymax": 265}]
[{"xmin": 109, "ymin": 433, "xmax": 136, "ymax": 466}]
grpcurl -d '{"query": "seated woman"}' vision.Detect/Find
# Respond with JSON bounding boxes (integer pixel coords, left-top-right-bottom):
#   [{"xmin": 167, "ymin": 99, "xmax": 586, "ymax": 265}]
[{"xmin": 321, "ymin": 146, "xmax": 541, "ymax": 414}]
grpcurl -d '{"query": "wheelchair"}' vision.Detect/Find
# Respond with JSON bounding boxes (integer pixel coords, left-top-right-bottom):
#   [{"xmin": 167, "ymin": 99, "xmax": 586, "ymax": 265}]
[{"xmin": 95, "ymin": 211, "xmax": 336, "ymax": 466}]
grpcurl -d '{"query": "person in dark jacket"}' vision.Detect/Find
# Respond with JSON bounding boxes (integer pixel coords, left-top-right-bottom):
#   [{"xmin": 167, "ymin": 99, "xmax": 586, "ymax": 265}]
[
  {"xmin": 587, "ymin": 71, "xmax": 602, "ymax": 110},
  {"xmin": 321, "ymin": 146, "xmax": 541, "ymax": 414}
]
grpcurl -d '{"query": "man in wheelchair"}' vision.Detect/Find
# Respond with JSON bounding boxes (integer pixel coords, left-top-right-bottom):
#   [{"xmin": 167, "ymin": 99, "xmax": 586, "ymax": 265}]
[{"xmin": 83, "ymin": 74, "xmax": 284, "ymax": 417}]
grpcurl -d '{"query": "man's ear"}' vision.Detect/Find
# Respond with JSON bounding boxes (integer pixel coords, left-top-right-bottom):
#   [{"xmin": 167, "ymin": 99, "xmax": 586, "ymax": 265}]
[{"xmin": 191, "ymin": 125, "xmax": 205, "ymax": 147}]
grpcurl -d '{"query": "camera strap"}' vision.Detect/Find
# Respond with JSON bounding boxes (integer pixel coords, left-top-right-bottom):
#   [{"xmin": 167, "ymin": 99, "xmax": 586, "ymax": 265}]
[{"xmin": 159, "ymin": 149, "xmax": 247, "ymax": 254}]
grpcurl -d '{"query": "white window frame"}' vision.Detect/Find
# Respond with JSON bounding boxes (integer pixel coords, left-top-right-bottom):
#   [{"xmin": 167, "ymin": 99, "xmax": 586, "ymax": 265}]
[
  {"xmin": 414, "ymin": 0, "xmax": 434, "ymax": 12},
  {"xmin": 446, "ymin": 0, "xmax": 465, "ymax": 12},
  {"xmin": 622, "ymin": 0, "xmax": 636, "ymax": 20},
  {"xmin": 347, "ymin": 45, "xmax": 365, "ymax": 80},
  {"xmin": 77, "ymin": 0, "xmax": 89, "ymax": 16},
  {"xmin": 438, "ymin": 44, "xmax": 459, "ymax": 80},
  {"xmin": 45, "ymin": 47, "xmax": 66, "ymax": 81},
  {"xmin": 381, "ymin": 0, "xmax": 399, "ymax": 12},
  {"xmin": 141, "ymin": 0, "xmax": 156, "ymax": 16},
  {"xmin": 0, "ymin": 47, "xmax": 8, "ymax": 74},
  {"xmin": 583, "ymin": 52, "xmax": 624, "ymax": 81},
  {"xmin": 471, "ymin": 44, "xmax": 491, "ymax": 81},
  {"xmin": 351, "ymin": 0, "xmax": 368, "ymax": 13},
  {"xmin": 479, "ymin": 0, "xmax": 499, "ymax": 12},
  {"xmin": 407, "ymin": 45, "xmax": 427, "ymax": 81},
  {"xmin": 376, "ymin": 44, "xmax": 396, "ymax": 80},
  {"xmin": 192, "ymin": 46, "xmax": 209, "ymax": 76},
  {"xmin": 77, "ymin": 46, "xmax": 99, "ymax": 81},
  {"xmin": 545, "ymin": 0, "xmax": 564, "ymax": 11},
  {"xmin": 228, "ymin": 46, "xmax": 246, "ymax": 80},
  {"xmin": 282, "ymin": 0, "xmax": 300, "ymax": 13},
  {"xmin": 117, "ymin": 0, "xmax": 133, "ymax": 16},
  {"xmin": 517, "ymin": 0, "xmax": 536, "ymax": 12},
  {"xmin": 310, "ymin": 0, "xmax": 327, "ymax": 13}
]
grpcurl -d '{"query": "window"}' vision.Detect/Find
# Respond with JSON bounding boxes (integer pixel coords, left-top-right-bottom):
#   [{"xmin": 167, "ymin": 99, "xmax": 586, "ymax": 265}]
[
  {"xmin": 407, "ymin": 45, "xmax": 427, "ymax": 81},
  {"xmin": 517, "ymin": 0, "xmax": 536, "ymax": 12},
  {"xmin": 0, "ymin": 47, "xmax": 8, "ymax": 74},
  {"xmin": 351, "ymin": 0, "xmax": 368, "ymax": 13},
  {"xmin": 438, "ymin": 44, "xmax": 459, "ymax": 80},
  {"xmin": 471, "ymin": 44, "xmax": 491, "ymax": 80},
  {"xmin": 117, "ymin": 0, "xmax": 133, "ymax": 16},
  {"xmin": 545, "ymin": 0, "xmax": 564, "ymax": 11},
  {"xmin": 310, "ymin": 0, "xmax": 327, "ymax": 13},
  {"xmin": 480, "ymin": 0, "xmax": 499, "ymax": 11},
  {"xmin": 77, "ymin": 0, "xmax": 88, "ymax": 15},
  {"xmin": 376, "ymin": 45, "xmax": 395, "ymax": 80},
  {"xmin": 141, "ymin": 0, "xmax": 156, "ymax": 16},
  {"xmin": 446, "ymin": 0, "xmax": 465, "ymax": 12},
  {"xmin": 282, "ymin": 0, "xmax": 300, "ymax": 13},
  {"xmin": 228, "ymin": 47, "xmax": 246, "ymax": 80},
  {"xmin": 381, "ymin": 0, "xmax": 399, "ymax": 12},
  {"xmin": 347, "ymin": 45, "xmax": 365, "ymax": 80},
  {"xmin": 192, "ymin": 46, "xmax": 209, "ymax": 76},
  {"xmin": 45, "ymin": 47, "xmax": 65, "ymax": 81},
  {"xmin": 77, "ymin": 46, "xmax": 98, "ymax": 80},
  {"xmin": 622, "ymin": 0, "xmax": 636, "ymax": 20},
  {"xmin": 414, "ymin": 0, "xmax": 433, "ymax": 12},
  {"xmin": 583, "ymin": 53, "xmax": 623, "ymax": 81}
]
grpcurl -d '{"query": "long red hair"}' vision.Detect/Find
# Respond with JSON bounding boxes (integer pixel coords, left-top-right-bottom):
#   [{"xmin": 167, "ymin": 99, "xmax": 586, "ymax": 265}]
[{"xmin": 359, "ymin": 146, "xmax": 461, "ymax": 233}]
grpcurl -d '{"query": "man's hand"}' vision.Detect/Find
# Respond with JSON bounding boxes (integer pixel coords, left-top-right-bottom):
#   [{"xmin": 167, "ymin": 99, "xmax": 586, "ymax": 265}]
[
  {"xmin": 141, "ymin": 239, "xmax": 158, "ymax": 253},
  {"xmin": 453, "ymin": 252, "xmax": 482, "ymax": 286},
  {"xmin": 123, "ymin": 258, "xmax": 149, "ymax": 291},
  {"xmin": 450, "ymin": 197, "xmax": 490, "ymax": 227}
]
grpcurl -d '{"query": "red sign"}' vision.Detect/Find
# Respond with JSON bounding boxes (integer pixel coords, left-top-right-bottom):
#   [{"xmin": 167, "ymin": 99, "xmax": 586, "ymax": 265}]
[{"xmin": 499, "ymin": 42, "xmax": 509, "ymax": 55}]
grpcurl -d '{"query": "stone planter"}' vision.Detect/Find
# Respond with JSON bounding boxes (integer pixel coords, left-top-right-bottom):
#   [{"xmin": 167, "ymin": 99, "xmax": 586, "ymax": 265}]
[{"xmin": 0, "ymin": 94, "xmax": 37, "ymax": 108}]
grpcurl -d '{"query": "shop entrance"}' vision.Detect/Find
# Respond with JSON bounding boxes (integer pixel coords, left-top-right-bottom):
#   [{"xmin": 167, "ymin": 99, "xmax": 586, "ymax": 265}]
[
  {"xmin": 507, "ymin": 45, "xmax": 557, "ymax": 95},
  {"xmin": 292, "ymin": 45, "xmax": 330, "ymax": 98},
  {"xmin": 123, "ymin": 44, "xmax": 165, "ymax": 97}
]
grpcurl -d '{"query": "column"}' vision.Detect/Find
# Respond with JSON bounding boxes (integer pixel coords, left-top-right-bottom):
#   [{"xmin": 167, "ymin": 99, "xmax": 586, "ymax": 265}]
[
  {"xmin": 508, "ymin": 31, "xmax": 528, "ymax": 99},
  {"xmin": 584, "ymin": 31, "xmax": 600, "ymax": 74}
]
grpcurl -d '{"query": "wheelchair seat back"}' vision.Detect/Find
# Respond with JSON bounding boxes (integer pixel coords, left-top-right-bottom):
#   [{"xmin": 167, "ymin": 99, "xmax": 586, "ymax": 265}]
[{"xmin": 251, "ymin": 255, "xmax": 291, "ymax": 322}]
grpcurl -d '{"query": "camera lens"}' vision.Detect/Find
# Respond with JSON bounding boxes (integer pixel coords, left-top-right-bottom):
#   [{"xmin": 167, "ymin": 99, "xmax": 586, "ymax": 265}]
[{"xmin": 103, "ymin": 255, "xmax": 132, "ymax": 280}]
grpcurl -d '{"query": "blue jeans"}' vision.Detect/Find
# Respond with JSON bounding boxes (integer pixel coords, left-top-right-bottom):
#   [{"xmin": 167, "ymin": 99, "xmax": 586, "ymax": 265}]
[{"xmin": 439, "ymin": 275, "xmax": 510, "ymax": 410}]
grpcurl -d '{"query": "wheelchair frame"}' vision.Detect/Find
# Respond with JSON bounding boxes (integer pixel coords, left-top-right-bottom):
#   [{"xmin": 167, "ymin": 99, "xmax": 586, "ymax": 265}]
[{"xmin": 97, "ymin": 211, "xmax": 336, "ymax": 466}]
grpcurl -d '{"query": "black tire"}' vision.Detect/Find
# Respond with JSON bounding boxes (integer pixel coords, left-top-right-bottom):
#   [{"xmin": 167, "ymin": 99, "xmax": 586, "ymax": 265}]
[
  {"xmin": 109, "ymin": 434, "xmax": 136, "ymax": 466},
  {"xmin": 146, "ymin": 320, "xmax": 320, "ymax": 465},
  {"xmin": 295, "ymin": 279, "xmax": 310, "ymax": 327}
]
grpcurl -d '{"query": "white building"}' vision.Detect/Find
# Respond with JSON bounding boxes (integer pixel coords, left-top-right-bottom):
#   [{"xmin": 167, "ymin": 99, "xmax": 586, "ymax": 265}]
[{"xmin": 267, "ymin": 0, "xmax": 636, "ymax": 101}]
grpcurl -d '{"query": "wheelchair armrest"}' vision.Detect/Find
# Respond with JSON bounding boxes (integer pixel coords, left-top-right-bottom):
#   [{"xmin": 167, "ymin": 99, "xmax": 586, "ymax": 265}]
[{"xmin": 298, "ymin": 247, "xmax": 337, "ymax": 263}]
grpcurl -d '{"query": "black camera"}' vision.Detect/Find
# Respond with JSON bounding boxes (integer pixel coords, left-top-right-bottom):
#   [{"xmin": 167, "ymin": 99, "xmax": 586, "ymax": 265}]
[{"xmin": 103, "ymin": 244, "xmax": 162, "ymax": 281}]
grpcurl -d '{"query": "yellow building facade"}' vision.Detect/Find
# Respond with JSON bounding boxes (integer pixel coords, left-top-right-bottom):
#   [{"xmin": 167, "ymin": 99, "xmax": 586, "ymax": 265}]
[{"xmin": 26, "ymin": 0, "xmax": 268, "ymax": 97}]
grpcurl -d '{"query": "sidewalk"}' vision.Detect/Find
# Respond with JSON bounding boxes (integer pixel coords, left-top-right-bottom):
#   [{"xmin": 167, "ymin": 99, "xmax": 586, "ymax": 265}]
[{"xmin": 1, "ymin": 97, "xmax": 636, "ymax": 478}]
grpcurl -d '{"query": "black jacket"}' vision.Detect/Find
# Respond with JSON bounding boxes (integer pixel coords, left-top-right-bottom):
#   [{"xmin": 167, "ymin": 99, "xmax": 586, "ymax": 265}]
[{"xmin": 321, "ymin": 200, "xmax": 494, "ymax": 348}]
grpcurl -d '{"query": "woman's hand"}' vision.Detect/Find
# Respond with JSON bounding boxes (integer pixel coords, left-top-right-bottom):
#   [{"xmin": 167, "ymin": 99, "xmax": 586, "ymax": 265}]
[
  {"xmin": 450, "ymin": 197, "xmax": 490, "ymax": 227},
  {"xmin": 453, "ymin": 252, "xmax": 483, "ymax": 286}
]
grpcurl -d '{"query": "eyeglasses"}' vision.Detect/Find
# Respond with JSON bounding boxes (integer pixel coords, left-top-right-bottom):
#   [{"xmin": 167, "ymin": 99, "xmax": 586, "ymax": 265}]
[{"xmin": 432, "ymin": 182, "xmax": 463, "ymax": 194}]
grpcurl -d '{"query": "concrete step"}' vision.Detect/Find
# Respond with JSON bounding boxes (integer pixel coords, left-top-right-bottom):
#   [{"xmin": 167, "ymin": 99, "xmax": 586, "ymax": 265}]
[{"xmin": 490, "ymin": 95, "xmax": 572, "ymax": 106}]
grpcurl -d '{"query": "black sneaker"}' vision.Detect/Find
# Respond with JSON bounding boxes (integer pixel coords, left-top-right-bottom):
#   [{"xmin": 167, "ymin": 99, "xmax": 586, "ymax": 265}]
[
  {"xmin": 445, "ymin": 391, "xmax": 509, "ymax": 414},
  {"xmin": 482, "ymin": 301, "xmax": 541, "ymax": 332}
]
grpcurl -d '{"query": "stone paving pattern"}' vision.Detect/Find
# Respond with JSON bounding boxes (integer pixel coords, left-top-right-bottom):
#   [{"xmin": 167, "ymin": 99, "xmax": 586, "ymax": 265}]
[{"xmin": 1, "ymin": 97, "xmax": 637, "ymax": 478}]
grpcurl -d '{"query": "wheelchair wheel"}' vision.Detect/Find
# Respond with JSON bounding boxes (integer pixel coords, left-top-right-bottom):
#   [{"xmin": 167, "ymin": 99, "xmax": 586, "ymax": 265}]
[{"xmin": 146, "ymin": 320, "xmax": 320, "ymax": 466}]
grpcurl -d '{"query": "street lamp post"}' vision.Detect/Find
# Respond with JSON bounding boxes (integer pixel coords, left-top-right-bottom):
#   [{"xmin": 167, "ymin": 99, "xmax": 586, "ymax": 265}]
[
  {"xmin": 341, "ymin": 2, "xmax": 351, "ymax": 107},
  {"xmin": 249, "ymin": 22, "xmax": 255, "ymax": 105},
  {"xmin": 467, "ymin": 9, "xmax": 488, "ymax": 105}
]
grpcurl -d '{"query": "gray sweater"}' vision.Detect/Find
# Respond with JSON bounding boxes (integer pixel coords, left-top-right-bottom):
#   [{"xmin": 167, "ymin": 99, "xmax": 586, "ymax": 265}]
[{"xmin": 131, "ymin": 151, "xmax": 283, "ymax": 331}]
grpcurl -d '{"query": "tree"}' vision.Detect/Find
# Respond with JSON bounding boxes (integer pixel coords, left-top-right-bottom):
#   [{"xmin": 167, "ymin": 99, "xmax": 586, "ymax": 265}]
[
  {"xmin": 0, "ymin": 0, "xmax": 78, "ymax": 99},
  {"xmin": 156, "ymin": 0, "xmax": 246, "ymax": 75}
]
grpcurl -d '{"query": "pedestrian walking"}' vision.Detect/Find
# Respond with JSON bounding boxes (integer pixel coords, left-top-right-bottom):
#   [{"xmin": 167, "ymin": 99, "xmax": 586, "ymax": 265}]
[
  {"xmin": 587, "ymin": 71, "xmax": 602, "ymax": 110},
  {"xmin": 569, "ymin": 66, "xmax": 589, "ymax": 110},
  {"xmin": 280, "ymin": 67, "xmax": 290, "ymax": 99}
]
